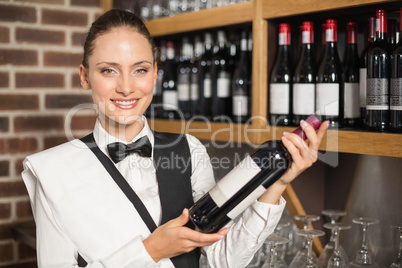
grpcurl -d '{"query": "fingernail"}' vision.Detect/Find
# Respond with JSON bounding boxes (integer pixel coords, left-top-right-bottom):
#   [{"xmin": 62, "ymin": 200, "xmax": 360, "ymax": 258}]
[
  {"xmin": 281, "ymin": 136, "xmax": 288, "ymax": 142},
  {"xmin": 283, "ymin": 131, "xmax": 290, "ymax": 137},
  {"xmin": 301, "ymin": 120, "xmax": 308, "ymax": 128}
]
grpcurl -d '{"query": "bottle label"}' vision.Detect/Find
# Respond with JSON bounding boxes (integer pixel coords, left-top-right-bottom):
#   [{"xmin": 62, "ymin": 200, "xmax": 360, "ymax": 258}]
[
  {"xmin": 233, "ymin": 95, "xmax": 248, "ymax": 116},
  {"xmin": 177, "ymin": 84, "xmax": 190, "ymax": 101},
  {"xmin": 227, "ymin": 185, "xmax": 267, "ymax": 220},
  {"xmin": 326, "ymin": 29, "xmax": 336, "ymax": 42},
  {"xmin": 315, "ymin": 83, "xmax": 339, "ymax": 116},
  {"xmin": 359, "ymin": 68, "xmax": 367, "ymax": 108},
  {"xmin": 391, "ymin": 78, "xmax": 402, "ymax": 110},
  {"xmin": 204, "ymin": 77, "xmax": 212, "ymax": 98},
  {"xmin": 344, "ymin": 82, "xmax": 360, "ymax": 118},
  {"xmin": 269, "ymin": 83, "xmax": 290, "ymax": 114},
  {"xmin": 163, "ymin": 91, "xmax": 178, "ymax": 110},
  {"xmin": 191, "ymin": 83, "xmax": 199, "ymax": 101},
  {"xmin": 293, "ymin": 83, "xmax": 315, "ymax": 115},
  {"xmin": 209, "ymin": 155, "xmax": 262, "ymax": 210},
  {"xmin": 366, "ymin": 78, "xmax": 389, "ymax": 110},
  {"xmin": 217, "ymin": 75, "xmax": 231, "ymax": 98}
]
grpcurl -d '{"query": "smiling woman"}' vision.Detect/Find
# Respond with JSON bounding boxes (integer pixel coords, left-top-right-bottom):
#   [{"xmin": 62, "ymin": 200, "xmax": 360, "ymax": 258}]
[
  {"xmin": 20, "ymin": 8, "xmax": 327, "ymax": 268},
  {"xmin": 79, "ymin": 26, "xmax": 157, "ymax": 141}
]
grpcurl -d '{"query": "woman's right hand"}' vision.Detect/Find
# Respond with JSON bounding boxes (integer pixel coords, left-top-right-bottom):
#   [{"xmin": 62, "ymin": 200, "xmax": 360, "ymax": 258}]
[{"xmin": 143, "ymin": 208, "xmax": 228, "ymax": 263}]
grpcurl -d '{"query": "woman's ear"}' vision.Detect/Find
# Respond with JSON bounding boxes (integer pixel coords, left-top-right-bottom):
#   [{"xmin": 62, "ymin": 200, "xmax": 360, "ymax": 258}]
[
  {"xmin": 153, "ymin": 63, "xmax": 158, "ymax": 88},
  {"xmin": 79, "ymin": 64, "xmax": 91, "ymax": 90}
]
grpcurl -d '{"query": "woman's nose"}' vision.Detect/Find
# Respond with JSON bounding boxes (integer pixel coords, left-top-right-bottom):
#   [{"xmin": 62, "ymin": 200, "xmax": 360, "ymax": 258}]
[{"xmin": 116, "ymin": 75, "xmax": 134, "ymax": 95}]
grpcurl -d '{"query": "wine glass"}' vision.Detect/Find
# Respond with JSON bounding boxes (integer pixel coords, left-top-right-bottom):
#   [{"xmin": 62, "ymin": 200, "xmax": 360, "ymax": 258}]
[
  {"xmin": 349, "ymin": 217, "xmax": 379, "ymax": 268},
  {"xmin": 318, "ymin": 210, "xmax": 349, "ymax": 268},
  {"xmin": 325, "ymin": 223, "xmax": 351, "ymax": 268},
  {"xmin": 390, "ymin": 225, "xmax": 402, "ymax": 268},
  {"xmin": 261, "ymin": 236, "xmax": 290, "ymax": 268},
  {"xmin": 295, "ymin": 229, "xmax": 325, "ymax": 268},
  {"xmin": 289, "ymin": 215, "xmax": 321, "ymax": 268}
]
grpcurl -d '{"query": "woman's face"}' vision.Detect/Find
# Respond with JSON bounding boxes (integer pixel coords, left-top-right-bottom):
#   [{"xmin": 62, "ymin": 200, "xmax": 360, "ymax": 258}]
[{"xmin": 79, "ymin": 27, "xmax": 157, "ymax": 132}]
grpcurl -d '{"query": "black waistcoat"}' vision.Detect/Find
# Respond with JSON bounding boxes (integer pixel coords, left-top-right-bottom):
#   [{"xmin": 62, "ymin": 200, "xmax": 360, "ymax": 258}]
[{"xmin": 79, "ymin": 131, "xmax": 200, "ymax": 267}]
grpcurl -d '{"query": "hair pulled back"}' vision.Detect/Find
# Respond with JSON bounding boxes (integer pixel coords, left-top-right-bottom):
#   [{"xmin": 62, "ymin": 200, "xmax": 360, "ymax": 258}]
[{"xmin": 82, "ymin": 9, "xmax": 157, "ymax": 68}]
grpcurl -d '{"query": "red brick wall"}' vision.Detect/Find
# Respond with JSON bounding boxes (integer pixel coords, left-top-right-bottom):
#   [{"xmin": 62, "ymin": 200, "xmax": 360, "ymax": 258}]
[{"xmin": 0, "ymin": 0, "xmax": 101, "ymax": 266}]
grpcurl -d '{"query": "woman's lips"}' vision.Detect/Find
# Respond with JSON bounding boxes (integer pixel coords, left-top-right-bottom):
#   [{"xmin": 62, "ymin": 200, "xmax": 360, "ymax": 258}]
[{"xmin": 111, "ymin": 98, "xmax": 139, "ymax": 109}]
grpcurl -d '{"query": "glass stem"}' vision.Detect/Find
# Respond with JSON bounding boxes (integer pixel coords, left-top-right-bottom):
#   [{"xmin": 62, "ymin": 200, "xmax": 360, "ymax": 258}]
[
  {"xmin": 333, "ymin": 228, "xmax": 340, "ymax": 255},
  {"xmin": 398, "ymin": 229, "xmax": 402, "ymax": 261},
  {"xmin": 306, "ymin": 236, "xmax": 314, "ymax": 264},
  {"xmin": 361, "ymin": 224, "xmax": 368, "ymax": 251}
]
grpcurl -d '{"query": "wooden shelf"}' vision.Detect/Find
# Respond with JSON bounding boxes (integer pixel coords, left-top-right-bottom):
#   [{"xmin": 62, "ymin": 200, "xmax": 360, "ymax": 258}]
[{"xmin": 145, "ymin": 2, "xmax": 254, "ymax": 37}]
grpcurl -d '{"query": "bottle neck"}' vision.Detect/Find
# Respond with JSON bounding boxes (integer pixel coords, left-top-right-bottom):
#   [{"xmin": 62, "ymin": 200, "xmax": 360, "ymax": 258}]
[{"xmin": 376, "ymin": 31, "xmax": 387, "ymax": 41}]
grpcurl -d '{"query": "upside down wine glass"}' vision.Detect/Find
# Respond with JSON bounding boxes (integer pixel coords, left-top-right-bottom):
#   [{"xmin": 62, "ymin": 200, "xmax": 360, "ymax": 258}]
[
  {"xmin": 289, "ymin": 215, "xmax": 321, "ymax": 268},
  {"xmin": 318, "ymin": 210, "xmax": 349, "ymax": 268},
  {"xmin": 325, "ymin": 223, "xmax": 351, "ymax": 268},
  {"xmin": 261, "ymin": 236, "xmax": 290, "ymax": 268},
  {"xmin": 390, "ymin": 225, "xmax": 402, "ymax": 268},
  {"xmin": 296, "ymin": 229, "xmax": 325, "ymax": 268},
  {"xmin": 349, "ymin": 217, "xmax": 379, "ymax": 268}
]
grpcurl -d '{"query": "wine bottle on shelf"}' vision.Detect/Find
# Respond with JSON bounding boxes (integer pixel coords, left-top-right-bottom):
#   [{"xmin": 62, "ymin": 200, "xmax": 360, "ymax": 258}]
[
  {"xmin": 232, "ymin": 30, "xmax": 251, "ymax": 123},
  {"xmin": 199, "ymin": 32, "xmax": 214, "ymax": 120},
  {"xmin": 162, "ymin": 41, "xmax": 180, "ymax": 120},
  {"xmin": 190, "ymin": 35, "xmax": 203, "ymax": 118},
  {"xmin": 316, "ymin": 19, "xmax": 343, "ymax": 128},
  {"xmin": 269, "ymin": 23, "xmax": 293, "ymax": 126},
  {"xmin": 388, "ymin": 19, "xmax": 397, "ymax": 47},
  {"xmin": 367, "ymin": 9, "xmax": 392, "ymax": 132},
  {"xmin": 211, "ymin": 30, "xmax": 232, "ymax": 122},
  {"xmin": 390, "ymin": 8, "xmax": 402, "ymax": 132},
  {"xmin": 177, "ymin": 37, "xmax": 193, "ymax": 120},
  {"xmin": 189, "ymin": 115, "xmax": 322, "ymax": 234},
  {"xmin": 359, "ymin": 17, "xmax": 376, "ymax": 128},
  {"xmin": 343, "ymin": 22, "xmax": 360, "ymax": 127},
  {"xmin": 293, "ymin": 21, "xmax": 316, "ymax": 126},
  {"xmin": 318, "ymin": 23, "xmax": 327, "ymax": 65}
]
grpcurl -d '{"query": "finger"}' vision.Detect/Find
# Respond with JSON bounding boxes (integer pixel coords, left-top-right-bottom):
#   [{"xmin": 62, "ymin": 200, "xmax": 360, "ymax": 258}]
[
  {"xmin": 316, "ymin": 120, "xmax": 330, "ymax": 145},
  {"xmin": 168, "ymin": 209, "xmax": 190, "ymax": 227},
  {"xmin": 281, "ymin": 135, "xmax": 303, "ymax": 164}
]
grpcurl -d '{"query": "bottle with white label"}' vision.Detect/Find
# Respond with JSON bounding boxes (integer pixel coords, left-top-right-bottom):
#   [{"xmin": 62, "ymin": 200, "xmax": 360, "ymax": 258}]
[
  {"xmin": 343, "ymin": 22, "xmax": 360, "ymax": 127},
  {"xmin": 293, "ymin": 21, "xmax": 316, "ymax": 126},
  {"xmin": 189, "ymin": 115, "xmax": 322, "ymax": 234},
  {"xmin": 177, "ymin": 37, "xmax": 193, "ymax": 120},
  {"xmin": 162, "ymin": 41, "xmax": 180, "ymax": 120},
  {"xmin": 359, "ymin": 17, "xmax": 376, "ymax": 128},
  {"xmin": 232, "ymin": 30, "xmax": 251, "ymax": 123},
  {"xmin": 199, "ymin": 32, "xmax": 214, "ymax": 120},
  {"xmin": 316, "ymin": 19, "xmax": 343, "ymax": 128},
  {"xmin": 212, "ymin": 30, "xmax": 232, "ymax": 122},
  {"xmin": 269, "ymin": 23, "xmax": 293, "ymax": 126}
]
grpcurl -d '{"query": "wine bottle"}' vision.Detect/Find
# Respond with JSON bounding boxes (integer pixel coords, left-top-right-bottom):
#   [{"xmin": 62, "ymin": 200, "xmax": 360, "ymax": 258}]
[
  {"xmin": 269, "ymin": 23, "xmax": 293, "ymax": 126},
  {"xmin": 390, "ymin": 8, "xmax": 402, "ymax": 132},
  {"xmin": 293, "ymin": 21, "xmax": 316, "ymax": 126},
  {"xmin": 211, "ymin": 30, "xmax": 232, "ymax": 122},
  {"xmin": 359, "ymin": 17, "xmax": 376, "ymax": 128},
  {"xmin": 189, "ymin": 115, "xmax": 322, "ymax": 234},
  {"xmin": 177, "ymin": 37, "xmax": 192, "ymax": 120},
  {"xmin": 316, "ymin": 19, "xmax": 343, "ymax": 128},
  {"xmin": 343, "ymin": 22, "xmax": 360, "ymax": 127},
  {"xmin": 198, "ymin": 32, "xmax": 214, "ymax": 120},
  {"xmin": 367, "ymin": 10, "xmax": 392, "ymax": 132},
  {"xmin": 162, "ymin": 41, "xmax": 180, "ymax": 120},
  {"xmin": 232, "ymin": 30, "xmax": 251, "ymax": 123},
  {"xmin": 388, "ymin": 19, "xmax": 397, "ymax": 47},
  {"xmin": 190, "ymin": 35, "xmax": 203, "ymax": 118}
]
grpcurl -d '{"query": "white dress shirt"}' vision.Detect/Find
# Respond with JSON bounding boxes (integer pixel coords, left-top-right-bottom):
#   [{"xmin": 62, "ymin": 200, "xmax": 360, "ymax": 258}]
[{"xmin": 22, "ymin": 116, "xmax": 286, "ymax": 268}]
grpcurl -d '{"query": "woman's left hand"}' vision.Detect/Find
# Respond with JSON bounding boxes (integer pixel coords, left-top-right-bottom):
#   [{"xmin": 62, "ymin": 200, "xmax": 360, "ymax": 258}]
[
  {"xmin": 279, "ymin": 119, "xmax": 329, "ymax": 184},
  {"xmin": 258, "ymin": 119, "xmax": 329, "ymax": 204}
]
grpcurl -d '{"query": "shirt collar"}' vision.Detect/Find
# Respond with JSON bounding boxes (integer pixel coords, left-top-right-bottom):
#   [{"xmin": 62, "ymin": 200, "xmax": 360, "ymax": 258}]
[{"xmin": 92, "ymin": 115, "xmax": 155, "ymax": 157}]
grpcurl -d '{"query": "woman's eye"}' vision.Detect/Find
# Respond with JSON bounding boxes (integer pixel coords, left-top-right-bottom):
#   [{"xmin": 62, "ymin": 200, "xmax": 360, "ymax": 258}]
[
  {"xmin": 101, "ymin": 68, "xmax": 115, "ymax": 74},
  {"xmin": 135, "ymin": 68, "xmax": 148, "ymax": 74}
]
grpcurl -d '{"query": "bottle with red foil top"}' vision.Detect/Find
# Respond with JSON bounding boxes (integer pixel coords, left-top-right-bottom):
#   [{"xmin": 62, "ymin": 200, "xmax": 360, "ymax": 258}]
[
  {"xmin": 293, "ymin": 21, "xmax": 316, "ymax": 126},
  {"xmin": 269, "ymin": 23, "xmax": 293, "ymax": 126},
  {"xmin": 343, "ymin": 22, "xmax": 360, "ymax": 127},
  {"xmin": 316, "ymin": 19, "xmax": 343, "ymax": 128},
  {"xmin": 367, "ymin": 10, "xmax": 392, "ymax": 132},
  {"xmin": 189, "ymin": 115, "xmax": 322, "ymax": 233},
  {"xmin": 359, "ymin": 17, "xmax": 376, "ymax": 128},
  {"xmin": 391, "ymin": 7, "xmax": 402, "ymax": 132}
]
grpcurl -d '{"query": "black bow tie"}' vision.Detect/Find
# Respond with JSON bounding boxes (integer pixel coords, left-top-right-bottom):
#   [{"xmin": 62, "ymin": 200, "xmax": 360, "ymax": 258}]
[{"xmin": 107, "ymin": 136, "xmax": 152, "ymax": 163}]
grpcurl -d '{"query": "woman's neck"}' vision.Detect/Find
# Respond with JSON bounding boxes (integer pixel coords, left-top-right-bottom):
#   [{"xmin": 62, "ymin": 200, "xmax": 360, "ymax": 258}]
[{"xmin": 100, "ymin": 116, "xmax": 145, "ymax": 142}]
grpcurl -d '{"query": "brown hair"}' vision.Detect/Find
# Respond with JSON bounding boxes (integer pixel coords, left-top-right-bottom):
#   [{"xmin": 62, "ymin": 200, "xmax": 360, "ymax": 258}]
[{"xmin": 82, "ymin": 9, "xmax": 157, "ymax": 68}]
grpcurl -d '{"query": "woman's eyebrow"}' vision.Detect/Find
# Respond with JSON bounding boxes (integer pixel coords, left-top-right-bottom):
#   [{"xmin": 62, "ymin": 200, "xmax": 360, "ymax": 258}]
[{"xmin": 95, "ymin": 60, "xmax": 153, "ymax": 67}]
